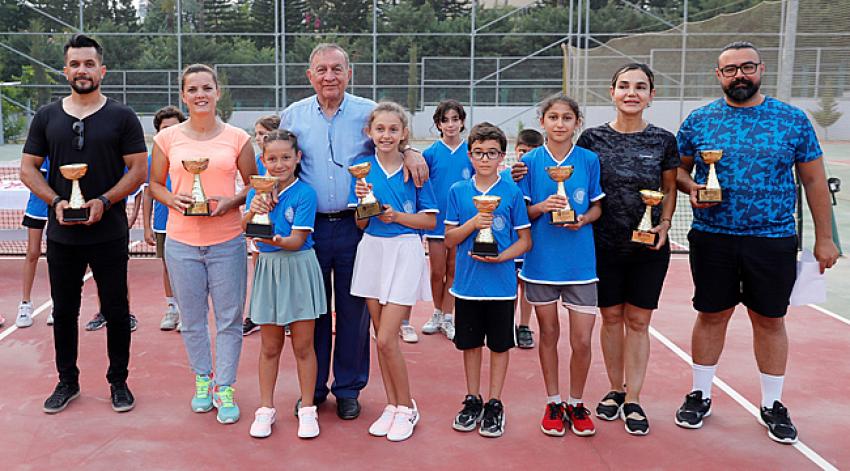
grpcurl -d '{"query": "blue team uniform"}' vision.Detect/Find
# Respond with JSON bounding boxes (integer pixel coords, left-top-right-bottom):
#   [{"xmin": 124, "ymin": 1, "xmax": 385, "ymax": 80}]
[
  {"xmin": 423, "ymin": 140, "xmax": 474, "ymax": 239},
  {"xmin": 445, "ymin": 175, "xmax": 530, "ymax": 300},
  {"xmin": 256, "ymin": 154, "xmax": 266, "ymax": 176},
  {"xmin": 24, "ymin": 157, "xmax": 50, "ymax": 221},
  {"xmin": 147, "ymin": 155, "xmax": 171, "ymax": 233},
  {"xmin": 518, "ymin": 145, "xmax": 604, "ymax": 284},
  {"xmin": 347, "ymin": 154, "xmax": 439, "ymax": 237},
  {"xmin": 247, "ymin": 178, "xmax": 317, "ymax": 252}
]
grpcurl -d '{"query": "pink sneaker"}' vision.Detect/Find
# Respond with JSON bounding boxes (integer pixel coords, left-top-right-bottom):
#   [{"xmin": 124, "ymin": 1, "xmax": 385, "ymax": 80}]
[
  {"xmin": 298, "ymin": 405, "xmax": 320, "ymax": 438},
  {"xmin": 249, "ymin": 407, "xmax": 276, "ymax": 438},
  {"xmin": 387, "ymin": 399, "xmax": 420, "ymax": 442},
  {"xmin": 368, "ymin": 405, "xmax": 397, "ymax": 437}
]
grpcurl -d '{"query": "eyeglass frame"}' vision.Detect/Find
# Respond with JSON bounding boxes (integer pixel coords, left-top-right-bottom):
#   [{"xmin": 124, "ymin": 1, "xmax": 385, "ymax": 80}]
[
  {"xmin": 469, "ymin": 150, "xmax": 504, "ymax": 161},
  {"xmin": 72, "ymin": 120, "xmax": 84, "ymax": 151},
  {"xmin": 716, "ymin": 61, "xmax": 762, "ymax": 78}
]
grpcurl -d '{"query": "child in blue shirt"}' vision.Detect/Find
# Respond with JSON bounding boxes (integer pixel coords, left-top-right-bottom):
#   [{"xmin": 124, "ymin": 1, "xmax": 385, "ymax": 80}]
[
  {"xmin": 517, "ymin": 95, "xmax": 604, "ymax": 438},
  {"xmin": 420, "ymin": 99, "xmax": 474, "ymax": 341},
  {"xmin": 348, "ymin": 102, "xmax": 438, "ymax": 442},
  {"xmin": 243, "ymin": 129, "xmax": 326, "ymax": 440},
  {"xmin": 444, "ymin": 122, "xmax": 531, "ymax": 438}
]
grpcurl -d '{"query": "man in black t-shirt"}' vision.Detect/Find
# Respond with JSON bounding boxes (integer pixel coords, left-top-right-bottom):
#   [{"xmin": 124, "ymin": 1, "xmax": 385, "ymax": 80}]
[{"xmin": 20, "ymin": 33, "xmax": 147, "ymax": 414}]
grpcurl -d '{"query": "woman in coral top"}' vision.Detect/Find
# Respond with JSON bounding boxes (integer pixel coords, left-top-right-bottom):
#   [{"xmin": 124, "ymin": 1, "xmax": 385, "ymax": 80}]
[{"xmin": 149, "ymin": 63, "xmax": 257, "ymax": 425}]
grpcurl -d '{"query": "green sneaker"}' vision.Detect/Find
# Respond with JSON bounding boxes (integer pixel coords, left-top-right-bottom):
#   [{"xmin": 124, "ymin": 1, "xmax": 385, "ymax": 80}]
[
  {"xmin": 213, "ymin": 385, "xmax": 240, "ymax": 424},
  {"xmin": 191, "ymin": 375, "xmax": 213, "ymax": 413}
]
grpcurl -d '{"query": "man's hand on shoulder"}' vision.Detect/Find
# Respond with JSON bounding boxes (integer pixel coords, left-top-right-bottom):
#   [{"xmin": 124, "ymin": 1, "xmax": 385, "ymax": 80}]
[{"xmin": 402, "ymin": 148, "xmax": 429, "ymax": 187}]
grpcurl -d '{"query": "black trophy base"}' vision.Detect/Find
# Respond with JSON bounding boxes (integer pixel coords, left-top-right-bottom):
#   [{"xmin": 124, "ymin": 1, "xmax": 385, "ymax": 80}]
[
  {"xmin": 550, "ymin": 209, "xmax": 577, "ymax": 225},
  {"xmin": 697, "ymin": 188, "xmax": 722, "ymax": 204},
  {"xmin": 245, "ymin": 223, "xmax": 274, "ymax": 239},
  {"xmin": 356, "ymin": 200, "xmax": 384, "ymax": 220},
  {"xmin": 631, "ymin": 230, "xmax": 658, "ymax": 246},
  {"xmin": 471, "ymin": 240, "xmax": 499, "ymax": 258},
  {"xmin": 63, "ymin": 207, "xmax": 89, "ymax": 222},
  {"xmin": 184, "ymin": 201, "xmax": 211, "ymax": 217}
]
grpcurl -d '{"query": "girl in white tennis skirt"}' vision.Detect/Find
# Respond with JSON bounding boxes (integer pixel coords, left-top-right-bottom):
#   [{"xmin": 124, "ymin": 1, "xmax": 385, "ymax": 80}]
[{"xmin": 349, "ymin": 101, "xmax": 438, "ymax": 442}]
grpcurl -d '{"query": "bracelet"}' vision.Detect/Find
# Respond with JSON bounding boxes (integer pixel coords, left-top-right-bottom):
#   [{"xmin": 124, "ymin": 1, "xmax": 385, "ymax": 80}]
[
  {"xmin": 51, "ymin": 195, "xmax": 63, "ymax": 208},
  {"xmin": 97, "ymin": 195, "xmax": 112, "ymax": 211}
]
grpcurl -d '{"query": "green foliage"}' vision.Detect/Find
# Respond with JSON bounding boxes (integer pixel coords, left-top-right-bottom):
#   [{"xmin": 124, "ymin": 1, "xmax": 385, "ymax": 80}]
[{"xmin": 217, "ymin": 72, "xmax": 234, "ymax": 122}]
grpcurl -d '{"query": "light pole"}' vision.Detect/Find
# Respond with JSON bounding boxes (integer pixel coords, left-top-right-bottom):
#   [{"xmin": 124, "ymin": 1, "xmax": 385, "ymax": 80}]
[{"xmin": 0, "ymin": 81, "xmax": 22, "ymax": 145}]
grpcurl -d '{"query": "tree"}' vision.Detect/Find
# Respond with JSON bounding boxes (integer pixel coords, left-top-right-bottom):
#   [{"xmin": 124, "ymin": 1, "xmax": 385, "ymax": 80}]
[
  {"xmin": 809, "ymin": 86, "xmax": 843, "ymax": 141},
  {"xmin": 217, "ymin": 71, "xmax": 234, "ymax": 122}
]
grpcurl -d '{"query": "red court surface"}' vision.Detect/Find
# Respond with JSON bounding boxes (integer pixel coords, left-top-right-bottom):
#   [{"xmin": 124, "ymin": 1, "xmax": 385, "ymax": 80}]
[{"xmin": 0, "ymin": 256, "xmax": 847, "ymax": 470}]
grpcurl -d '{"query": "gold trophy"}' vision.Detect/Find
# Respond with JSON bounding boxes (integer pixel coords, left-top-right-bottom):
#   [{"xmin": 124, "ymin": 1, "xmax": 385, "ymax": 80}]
[
  {"xmin": 182, "ymin": 158, "xmax": 211, "ymax": 216},
  {"xmin": 697, "ymin": 149, "xmax": 723, "ymax": 203},
  {"xmin": 546, "ymin": 166, "xmax": 577, "ymax": 224},
  {"xmin": 59, "ymin": 163, "xmax": 89, "ymax": 222},
  {"xmin": 348, "ymin": 162, "xmax": 383, "ymax": 220},
  {"xmin": 631, "ymin": 190, "xmax": 665, "ymax": 246},
  {"xmin": 471, "ymin": 195, "xmax": 501, "ymax": 257},
  {"xmin": 245, "ymin": 175, "xmax": 279, "ymax": 238}
]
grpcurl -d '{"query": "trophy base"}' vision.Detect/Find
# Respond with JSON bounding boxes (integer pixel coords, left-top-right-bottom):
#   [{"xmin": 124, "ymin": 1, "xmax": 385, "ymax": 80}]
[
  {"xmin": 184, "ymin": 201, "xmax": 211, "ymax": 216},
  {"xmin": 63, "ymin": 207, "xmax": 89, "ymax": 222},
  {"xmin": 631, "ymin": 230, "xmax": 658, "ymax": 246},
  {"xmin": 471, "ymin": 240, "xmax": 499, "ymax": 258},
  {"xmin": 245, "ymin": 223, "xmax": 274, "ymax": 239},
  {"xmin": 550, "ymin": 209, "xmax": 577, "ymax": 225},
  {"xmin": 697, "ymin": 188, "xmax": 722, "ymax": 204},
  {"xmin": 356, "ymin": 201, "xmax": 383, "ymax": 220}
]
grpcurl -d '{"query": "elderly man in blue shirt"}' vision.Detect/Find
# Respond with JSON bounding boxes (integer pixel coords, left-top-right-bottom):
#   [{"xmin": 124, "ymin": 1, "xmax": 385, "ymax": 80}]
[{"xmin": 280, "ymin": 43, "xmax": 429, "ymax": 420}]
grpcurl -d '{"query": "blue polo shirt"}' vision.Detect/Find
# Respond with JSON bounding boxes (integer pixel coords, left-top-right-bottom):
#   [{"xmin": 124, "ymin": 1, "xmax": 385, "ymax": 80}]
[
  {"xmin": 280, "ymin": 93, "xmax": 376, "ymax": 213},
  {"xmin": 423, "ymin": 139, "xmax": 474, "ymax": 238},
  {"xmin": 445, "ymin": 175, "xmax": 530, "ymax": 300},
  {"xmin": 677, "ymin": 97, "xmax": 822, "ymax": 237},
  {"xmin": 347, "ymin": 154, "xmax": 438, "ymax": 237},
  {"xmin": 518, "ymin": 145, "xmax": 604, "ymax": 284},
  {"xmin": 256, "ymin": 154, "xmax": 266, "ymax": 176},
  {"xmin": 147, "ymin": 155, "xmax": 171, "ymax": 233},
  {"xmin": 246, "ymin": 178, "xmax": 316, "ymax": 252}
]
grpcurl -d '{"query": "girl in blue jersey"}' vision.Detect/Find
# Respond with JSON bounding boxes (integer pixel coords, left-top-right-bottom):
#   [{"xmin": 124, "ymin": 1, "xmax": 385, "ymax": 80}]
[
  {"xmin": 517, "ymin": 94, "xmax": 604, "ymax": 437},
  {"xmin": 349, "ymin": 101, "xmax": 438, "ymax": 442},
  {"xmin": 13, "ymin": 157, "xmax": 51, "ymax": 328},
  {"xmin": 243, "ymin": 130, "xmax": 326, "ymax": 440},
  {"xmin": 420, "ymin": 99, "xmax": 473, "ymax": 342}
]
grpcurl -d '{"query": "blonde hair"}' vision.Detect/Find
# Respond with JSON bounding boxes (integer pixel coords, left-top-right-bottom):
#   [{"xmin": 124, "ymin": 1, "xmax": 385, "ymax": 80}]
[{"xmin": 365, "ymin": 101, "xmax": 410, "ymax": 149}]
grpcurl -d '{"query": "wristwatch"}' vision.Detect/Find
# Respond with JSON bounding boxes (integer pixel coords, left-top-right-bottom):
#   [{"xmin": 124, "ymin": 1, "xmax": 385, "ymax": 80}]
[
  {"xmin": 50, "ymin": 195, "xmax": 63, "ymax": 208},
  {"xmin": 401, "ymin": 145, "xmax": 421, "ymax": 154},
  {"xmin": 97, "ymin": 195, "xmax": 112, "ymax": 211}
]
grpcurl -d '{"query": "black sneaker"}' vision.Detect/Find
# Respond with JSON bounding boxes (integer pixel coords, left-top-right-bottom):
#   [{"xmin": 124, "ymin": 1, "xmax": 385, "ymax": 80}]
[
  {"xmin": 43, "ymin": 382, "xmax": 81, "ymax": 414},
  {"xmin": 516, "ymin": 325, "xmax": 534, "ymax": 349},
  {"xmin": 242, "ymin": 317, "xmax": 260, "ymax": 336},
  {"xmin": 479, "ymin": 399, "xmax": 506, "ymax": 438},
  {"xmin": 129, "ymin": 314, "xmax": 138, "ymax": 332},
  {"xmin": 622, "ymin": 402, "xmax": 649, "ymax": 435},
  {"xmin": 85, "ymin": 312, "xmax": 107, "ymax": 331},
  {"xmin": 596, "ymin": 390, "xmax": 626, "ymax": 421},
  {"xmin": 759, "ymin": 401, "xmax": 798, "ymax": 444},
  {"xmin": 452, "ymin": 394, "xmax": 484, "ymax": 432},
  {"xmin": 674, "ymin": 390, "xmax": 712, "ymax": 429},
  {"xmin": 110, "ymin": 382, "xmax": 135, "ymax": 412}
]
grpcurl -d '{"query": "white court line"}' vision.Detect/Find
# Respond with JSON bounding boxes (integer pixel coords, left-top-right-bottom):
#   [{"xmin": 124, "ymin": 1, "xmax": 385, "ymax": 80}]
[
  {"xmin": 807, "ymin": 304, "xmax": 850, "ymax": 326},
  {"xmin": 649, "ymin": 325, "xmax": 838, "ymax": 471}
]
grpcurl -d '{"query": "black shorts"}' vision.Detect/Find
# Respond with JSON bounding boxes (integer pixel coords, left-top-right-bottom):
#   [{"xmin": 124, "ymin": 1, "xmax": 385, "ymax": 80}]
[
  {"xmin": 22, "ymin": 215, "xmax": 47, "ymax": 230},
  {"xmin": 688, "ymin": 229, "xmax": 797, "ymax": 318},
  {"xmin": 454, "ymin": 298, "xmax": 516, "ymax": 353},
  {"xmin": 596, "ymin": 243, "xmax": 670, "ymax": 310}
]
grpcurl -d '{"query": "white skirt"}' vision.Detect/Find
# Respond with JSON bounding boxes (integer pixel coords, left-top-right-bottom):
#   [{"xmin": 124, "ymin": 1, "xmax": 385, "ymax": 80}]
[{"xmin": 351, "ymin": 233, "xmax": 432, "ymax": 306}]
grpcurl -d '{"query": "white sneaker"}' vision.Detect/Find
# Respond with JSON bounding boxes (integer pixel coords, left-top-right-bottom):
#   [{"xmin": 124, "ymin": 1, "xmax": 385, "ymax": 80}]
[
  {"xmin": 400, "ymin": 324, "xmax": 419, "ymax": 343},
  {"xmin": 249, "ymin": 407, "xmax": 276, "ymax": 438},
  {"xmin": 369, "ymin": 405, "xmax": 397, "ymax": 437},
  {"xmin": 387, "ymin": 400, "xmax": 420, "ymax": 442},
  {"xmin": 421, "ymin": 311, "xmax": 443, "ymax": 334},
  {"xmin": 441, "ymin": 316, "xmax": 455, "ymax": 341},
  {"xmin": 16, "ymin": 302, "xmax": 34, "ymax": 328},
  {"xmin": 160, "ymin": 305, "xmax": 180, "ymax": 331},
  {"xmin": 297, "ymin": 405, "xmax": 320, "ymax": 438},
  {"xmin": 46, "ymin": 313, "xmax": 54, "ymax": 326}
]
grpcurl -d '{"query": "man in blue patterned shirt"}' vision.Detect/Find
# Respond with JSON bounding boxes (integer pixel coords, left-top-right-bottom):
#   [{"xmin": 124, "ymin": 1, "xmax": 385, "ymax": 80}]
[{"xmin": 673, "ymin": 41, "xmax": 839, "ymax": 444}]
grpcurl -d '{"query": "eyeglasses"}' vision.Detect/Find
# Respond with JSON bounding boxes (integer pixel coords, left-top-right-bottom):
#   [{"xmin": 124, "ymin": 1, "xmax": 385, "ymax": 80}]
[
  {"xmin": 717, "ymin": 62, "xmax": 761, "ymax": 78},
  {"xmin": 72, "ymin": 120, "xmax": 84, "ymax": 151},
  {"xmin": 470, "ymin": 150, "xmax": 504, "ymax": 161}
]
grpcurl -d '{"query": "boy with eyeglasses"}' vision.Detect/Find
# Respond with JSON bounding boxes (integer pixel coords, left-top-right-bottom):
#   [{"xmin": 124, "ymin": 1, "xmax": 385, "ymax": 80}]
[{"xmin": 443, "ymin": 123, "xmax": 531, "ymax": 438}]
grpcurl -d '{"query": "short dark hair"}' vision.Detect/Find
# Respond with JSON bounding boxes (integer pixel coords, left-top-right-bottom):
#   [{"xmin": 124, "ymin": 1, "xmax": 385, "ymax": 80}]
[
  {"xmin": 611, "ymin": 63, "xmax": 655, "ymax": 91},
  {"xmin": 64, "ymin": 33, "xmax": 103, "ymax": 62},
  {"xmin": 181, "ymin": 64, "xmax": 218, "ymax": 91},
  {"xmin": 153, "ymin": 105, "xmax": 185, "ymax": 132},
  {"xmin": 433, "ymin": 99, "xmax": 467, "ymax": 135},
  {"xmin": 516, "ymin": 129, "xmax": 544, "ymax": 148},
  {"xmin": 467, "ymin": 122, "xmax": 507, "ymax": 152},
  {"xmin": 719, "ymin": 41, "xmax": 761, "ymax": 63}
]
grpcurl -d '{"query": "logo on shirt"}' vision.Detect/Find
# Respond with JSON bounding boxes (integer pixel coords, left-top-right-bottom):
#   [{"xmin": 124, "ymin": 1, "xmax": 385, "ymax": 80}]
[
  {"xmin": 461, "ymin": 168, "xmax": 471, "ymax": 179},
  {"xmin": 285, "ymin": 206, "xmax": 295, "ymax": 223},
  {"xmin": 572, "ymin": 188, "xmax": 586, "ymax": 205},
  {"xmin": 403, "ymin": 200, "xmax": 414, "ymax": 213},
  {"xmin": 492, "ymin": 215, "xmax": 506, "ymax": 232}
]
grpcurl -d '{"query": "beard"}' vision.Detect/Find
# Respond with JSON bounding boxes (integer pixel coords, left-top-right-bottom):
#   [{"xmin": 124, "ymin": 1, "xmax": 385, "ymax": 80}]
[
  {"xmin": 723, "ymin": 77, "xmax": 760, "ymax": 103},
  {"xmin": 70, "ymin": 76, "xmax": 100, "ymax": 94}
]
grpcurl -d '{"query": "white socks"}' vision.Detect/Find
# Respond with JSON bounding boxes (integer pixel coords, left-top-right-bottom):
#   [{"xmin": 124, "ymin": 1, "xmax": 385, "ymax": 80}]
[
  {"xmin": 760, "ymin": 373, "xmax": 784, "ymax": 408},
  {"xmin": 547, "ymin": 394, "xmax": 562, "ymax": 405},
  {"xmin": 166, "ymin": 297, "xmax": 177, "ymax": 307},
  {"xmin": 443, "ymin": 313, "xmax": 453, "ymax": 322},
  {"xmin": 567, "ymin": 396, "xmax": 581, "ymax": 406},
  {"xmin": 692, "ymin": 363, "xmax": 717, "ymax": 399}
]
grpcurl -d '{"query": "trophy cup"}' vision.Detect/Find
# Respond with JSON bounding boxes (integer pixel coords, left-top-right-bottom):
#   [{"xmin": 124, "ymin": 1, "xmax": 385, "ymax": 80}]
[
  {"xmin": 546, "ymin": 166, "xmax": 577, "ymax": 225},
  {"xmin": 697, "ymin": 149, "xmax": 723, "ymax": 204},
  {"xmin": 348, "ymin": 162, "xmax": 383, "ymax": 220},
  {"xmin": 471, "ymin": 195, "xmax": 501, "ymax": 257},
  {"xmin": 182, "ymin": 158, "xmax": 211, "ymax": 216},
  {"xmin": 59, "ymin": 163, "xmax": 89, "ymax": 222},
  {"xmin": 631, "ymin": 189, "xmax": 665, "ymax": 246},
  {"xmin": 245, "ymin": 175, "xmax": 279, "ymax": 239}
]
